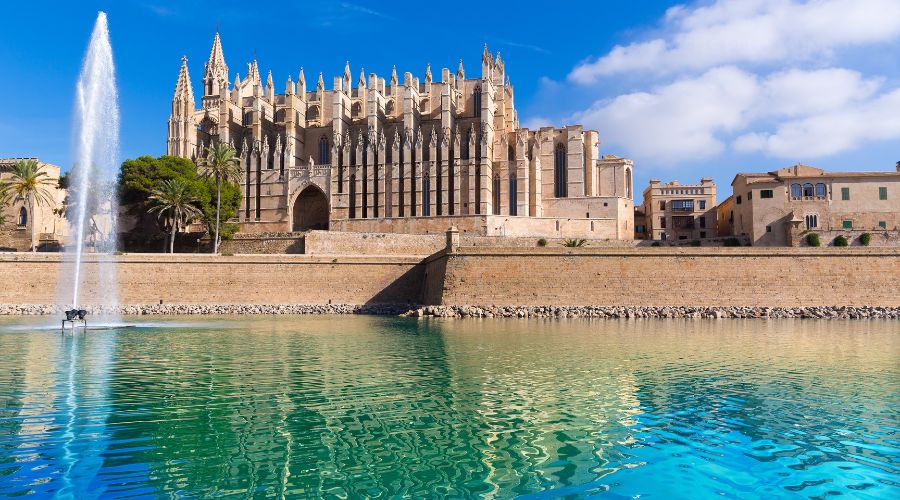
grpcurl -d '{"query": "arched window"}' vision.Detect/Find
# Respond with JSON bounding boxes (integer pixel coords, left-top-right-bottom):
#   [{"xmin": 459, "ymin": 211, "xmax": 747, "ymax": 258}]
[
  {"xmin": 508, "ymin": 144, "xmax": 515, "ymax": 162},
  {"xmin": 805, "ymin": 214, "xmax": 818, "ymax": 229},
  {"xmin": 18, "ymin": 207, "xmax": 27, "ymax": 226},
  {"xmin": 461, "ymin": 129, "xmax": 470, "ymax": 159},
  {"xmin": 337, "ymin": 149, "xmax": 344, "ymax": 194},
  {"xmin": 626, "ymin": 168, "xmax": 633, "ymax": 199},
  {"xmin": 802, "ymin": 183, "xmax": 814, "ymax": 197},
  {"xmin": 473, "ymin": 87, "xmax": 481, "ymax": 118},
  {"xmin": 791, "ymin": 183, "xmax": 802, "ymax": 198},
  {"xmin": 815, "ymin": 183, "xmax": 826, "ymax": 198},
  {"xmin": 493, "ymin": 174, "xmax": 501, "ymax": 215},
  {"xmin": 554, "ymin": 143, "xmax": 567, "ymax": 198},
  {"xmin": 319, "ymin": 136, "xmax": 329, "ymax": 164},
  {"xmin": 509, "ymin": 172, "xmax": 517, "ymax": 216}
]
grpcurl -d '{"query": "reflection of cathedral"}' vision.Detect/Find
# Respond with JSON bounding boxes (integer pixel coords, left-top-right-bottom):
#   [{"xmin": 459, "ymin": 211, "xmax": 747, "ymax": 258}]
[{"xmin": 168, "ymin": 34, "xmax": 635, "ymax": 238}]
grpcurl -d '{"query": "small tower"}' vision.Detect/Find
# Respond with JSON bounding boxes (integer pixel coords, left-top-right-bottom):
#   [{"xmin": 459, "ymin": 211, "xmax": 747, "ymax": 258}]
[
  {"xmin": 167, "ymin": 56, "xmax": 197, "ymax": 157},
  {"xmin": 265, "ymin": 70, "xmax": 274, "ymax": 101},
  {"xmin": 457, "ymin": 58, "xmax": 465, "ymax": 80}
]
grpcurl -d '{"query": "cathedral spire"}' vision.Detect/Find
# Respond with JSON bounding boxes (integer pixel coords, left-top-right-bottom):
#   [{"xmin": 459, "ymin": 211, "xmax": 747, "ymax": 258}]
[
  {"xmin": 425, "ymin": 64, "xmax": 432, "ymax": 85},
  {"xmin": 202, "ymin": 32, "xmax": 228, "ymax": 97},
  {"xmin": 173, "ymin": 56, "xmax": 194, "ymax": 104},
  {"xmin": 247, "ymin": 59, "xmax": 261, "ymax": 87},
  {"xmin": 317, "ymin": 72, "xmax": 324, "ymax": 92},
  {"xmin": 343, "ymin": 61, "xmax": 352, "ymax": 91},
  {"xmin": 390, "ymin": 65, "xmax": 398, "ymax": 87},
  {"xmin": 457, "ymin": 58, "xmax": 465, "ymax": 80},
  {"xmin": 286, "ymin": 74, "xmax": 294, "ymax": 95},
  {"xmin": 358, "ymin": 68, "xmax": 366, "ymax": 89}
]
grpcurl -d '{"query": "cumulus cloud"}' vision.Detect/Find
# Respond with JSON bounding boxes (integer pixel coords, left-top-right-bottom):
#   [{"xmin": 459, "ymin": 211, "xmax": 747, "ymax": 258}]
[
  {"xmin": 572, "ymin": 66, "xmax": 894, "ymax": 163},
  {"xmin": 551, "ymin": 0, "xmax": 900, "ymax": 165},
  {"xmin": 569, "ymin": 0, "xmax": 900, "ymax": 83}
]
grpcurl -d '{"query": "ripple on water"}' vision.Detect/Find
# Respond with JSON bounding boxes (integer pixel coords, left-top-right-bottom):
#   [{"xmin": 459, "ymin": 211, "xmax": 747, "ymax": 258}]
[{"xmin": 0, "ymin": 316, "xmax": 897, "ymax": 498}]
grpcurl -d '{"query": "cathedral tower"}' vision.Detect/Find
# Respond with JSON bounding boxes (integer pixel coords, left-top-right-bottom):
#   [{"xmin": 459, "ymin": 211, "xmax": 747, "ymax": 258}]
[{"xmin": 167, "ymin": 56, "xmax": 197, "ymax": 157}]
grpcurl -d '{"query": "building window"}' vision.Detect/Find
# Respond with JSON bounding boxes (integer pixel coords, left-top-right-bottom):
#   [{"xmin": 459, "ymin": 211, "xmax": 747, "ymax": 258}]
[
  {"xmin": 760, "ymin": 189, "xmax": 773, "ymax": 198},
  {"xmin": 659, "ymin": 200, "xmax": 666, "ymax": 210},
  {"xmin": 699, "ymin": 231, "xmax": 706, "ymax": 238},
  {"xmin": 736, "ymin": 195, "xmax": 742, "ymax": 204},
  {"xmin": 319, "ymin": 136, "xmax": 329, "ymax": 164},
  {"xmin": 671, "ymin": 199, "xmax": 694, "ymax": 211},
  {"xmin": 472, "ymin": 87, "xmax": 481, "ymax": 117},
  {"xmin": 766, "ymin": 225, "xmax": 772, "ymax": 233},
  {"xmin": 842, "ymin": 220, "xmax": 853, "ymax": 230},
  {"xmin": 805, "ymin": 214, "xmax": 818, "ymax": 229},
  {"xmin": 636, "ymin": 225, "xmax": 646, "ymax": 233},
  {"xmin": 659, "ymin": 217, "xmax": 666, "ymax": 229},
  {"xmin": 879, "ymin": 220, "xmax": 887, "ymax": 228},
  {"xmin": 699, "ymin": 217, "xmax": 706, "ymax": 228},
  {"xmin": 554, "ymin": 143, "xmax": 567, "ymax": 198},
  {"xmin": 841, "ymin": 187, "xmax": 850, "ymax": 200},
  {"xmin": 509, "ymin": 173, "xmax": 517, "ymax": 216},
  {"xmin": 879, "ymin": 186, "xmax": 888, "ymax": 200},
  {"xmin": 423, "ymin": 173, "xmax": 431, "ymax": 216},
  {"xmin": 17, "ymin": 207, "xmax": 27, "ymax": 226},
  {"xmin": 747, "ymin": 191, "xmax": 752, "ymax": 200},
  {"xmin": 699, "ymin": 200, "xmax": 706, "ymax": 209},
  {"xmin": 492, "ymin": 174, "xmax": 501, "ymax": 215},
  {"xmin": 673, "ymin": 216, "xmax": 694, "ymax": 230},
  {"xmin": 791, "ymin": 183, "xmax": 802, "ymax": 198},
  {"xmin": 815, "ymin": 183, "xmax": 826, "ymax": 198},
  {"xmin": 802, "ymin": 183, "xmax": 814, "ymax": 197}
]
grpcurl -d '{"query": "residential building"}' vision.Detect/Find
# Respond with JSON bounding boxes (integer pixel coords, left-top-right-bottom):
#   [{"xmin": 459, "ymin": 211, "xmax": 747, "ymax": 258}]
[
  {"xmin": 730, "ymin": 163, "xmax": 900, "ymax": 246},
  {"xmin": 0, "ymin": 158, "xmax": 68, "ymax": 251},
  {"xmin": 640, "ymin": 178, "xmax": 717, "ymax": 241}
]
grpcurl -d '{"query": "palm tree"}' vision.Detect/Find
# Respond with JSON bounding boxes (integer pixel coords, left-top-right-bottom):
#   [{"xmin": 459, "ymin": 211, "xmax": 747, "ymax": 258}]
[
  {"xmin": 148, "ymin": 179, "xmax": 203, "ymax": 253},
  {"xmin": 197, "ymin": 143, "xmax": 241, "ymax": 253},
  {"xmin": 2, "ymin": 159, "xmax": 57, "ymax": 251}
]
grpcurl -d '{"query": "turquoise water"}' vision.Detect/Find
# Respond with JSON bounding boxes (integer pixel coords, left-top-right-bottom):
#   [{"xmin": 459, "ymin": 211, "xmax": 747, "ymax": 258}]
[{"xmin": 0, "ymin": 316, "xmax": 897, "ymax": 498}]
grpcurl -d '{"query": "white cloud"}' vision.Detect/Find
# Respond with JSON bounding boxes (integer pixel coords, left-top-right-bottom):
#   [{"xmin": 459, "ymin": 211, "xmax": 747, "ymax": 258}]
[
  {"xmin": 573, "ymin": 67, "xmax": 759, "ymax": 164},
  {"xmin": 571, "ymin": 66, "xmax": 895, "ymax": 164},
  {"xmin": 734, "ymin": 88, "xmax": 900, "ymax": 157},
  {"xmin": 569, "ymin": 0, "xmax": 900, "ymax": 83}
]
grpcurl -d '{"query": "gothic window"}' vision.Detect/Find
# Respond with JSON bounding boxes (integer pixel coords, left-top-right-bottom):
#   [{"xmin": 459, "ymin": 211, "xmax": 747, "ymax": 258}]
[
  {"xmin": 805, "ymin": 214, "xmax": 818, "ymax": 229},
  {"xmin": 18, "ymin": 207, "xmax": 27, "ymax": 226},
  {"xmin": 790, "ymin": 183, "xmax": 802, "ymax": 198},
  {"xmin": 473, "ymin": 87, "xmax": 481, "ymax": 118},
  {"xmin": 815, "ymin": 183, "xmax": 826, "ymax": 198},
  {"xmin": 509, "ymin": 172, "xmax": 518, "ymax": 216},
  {"xmin": 319, "ymin": 136, "xmax": 329, "ymax": 164},
  {"xmin": 493, "ymin": 174, "xmax": 501, "ymax": 215},
  {"xmin": 337, "ymin": 150, "xmax": 344, "ymax": 193},
  {"xmin": 423, "ymin": 173, "xmax": 431, "ymax": 216},
  {"xmin": 508, "ymin": 144, "xmax": 515, "ymax": 162},
  {"xmin": 554, "ymin": 143, "xmax": 567, "ymax": 198},
  {"xmin": 461, "ymin": 130, "xmax": 470, "ymax": 159}
]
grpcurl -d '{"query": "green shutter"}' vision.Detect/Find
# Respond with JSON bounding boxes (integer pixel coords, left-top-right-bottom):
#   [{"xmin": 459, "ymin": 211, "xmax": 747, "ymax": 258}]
[
  {"xmin": 841, "ymin": 187, "xmax": 850, "ymax": 200},
  {"xmin": 842, "ymin": 220, "xmax": 853, "ymax": 230},
  {"xmin": 879, "ymin": 221, "xmax": 887, "ymax": 229},
  {"xmin": 879, "ymin": 187, "xmax": 887, "ymax": 200}
]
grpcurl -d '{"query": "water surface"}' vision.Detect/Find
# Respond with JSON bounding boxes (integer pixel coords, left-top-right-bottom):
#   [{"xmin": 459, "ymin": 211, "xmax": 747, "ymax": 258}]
[{"xmin": 0, "ymin": 317, "xmax": 897, "ymax": 498}]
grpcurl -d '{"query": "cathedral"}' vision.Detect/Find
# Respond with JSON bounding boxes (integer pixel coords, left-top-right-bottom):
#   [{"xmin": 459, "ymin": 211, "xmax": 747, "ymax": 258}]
[{"xmin": 167, "ymin": 33, "xmax": 635, "ymax": 239}]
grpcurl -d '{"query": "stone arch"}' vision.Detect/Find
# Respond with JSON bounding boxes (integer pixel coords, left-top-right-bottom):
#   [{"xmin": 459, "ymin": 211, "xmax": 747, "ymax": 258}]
[{"xmin": 292, "ymin": 184, "xmax": 329, "ymax": 231}]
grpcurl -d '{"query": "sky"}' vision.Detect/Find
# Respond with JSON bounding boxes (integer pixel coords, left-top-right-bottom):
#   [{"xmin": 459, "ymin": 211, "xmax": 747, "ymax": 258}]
[{"xmin": 1, "ymin": 0, "xmax": 898, "ymax": 196}]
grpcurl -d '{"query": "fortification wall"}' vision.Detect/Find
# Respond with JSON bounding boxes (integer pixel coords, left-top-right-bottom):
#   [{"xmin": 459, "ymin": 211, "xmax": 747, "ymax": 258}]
[
  {"xmin": 0, "ymin": 253, "xmax": 424, "ymax": 306},
  {"xmin": 426, "ymin": 247, "xmax": 900, "ymax": 307}
]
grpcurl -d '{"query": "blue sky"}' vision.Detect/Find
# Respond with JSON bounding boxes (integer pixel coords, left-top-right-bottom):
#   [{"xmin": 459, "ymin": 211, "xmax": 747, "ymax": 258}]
[{"xmin": 1, "ymin": 0, "xmax": 898, "ymax": 196}]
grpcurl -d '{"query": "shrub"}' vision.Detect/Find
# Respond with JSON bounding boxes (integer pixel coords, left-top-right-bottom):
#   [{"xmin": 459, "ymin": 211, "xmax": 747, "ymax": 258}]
[
  {"xmin": 833, "ymin": 235, "xmax": 849, "ymax": 247},
  {"xmin": 723, "ymin": 238, "xmax": 741, "ymax": 247},
  {"xmin": 561, "ymin": 238, "xmax": 587, "ymax": 247},
  {"xmin": 859, "ymin": 232, "xmax": 871, "ymax": 246},
  {"xmin": 537, "ymin": 238, "xmax": 548, "ymax": 247},
  {"xmin": 689, "ymin": 240, "xmax": 701, "ymax": 247},
  {"xmin": 806, "ymin": 233, "xmax": 821, "ymax": 247}
]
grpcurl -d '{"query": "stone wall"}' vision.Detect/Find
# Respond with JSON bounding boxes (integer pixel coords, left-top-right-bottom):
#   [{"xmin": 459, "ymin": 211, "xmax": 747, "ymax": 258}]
[
  {"xmin": 425, "ymin": 247, "xmax": 900, "ymax": 307},
  {"xmin": 0, "ymin": 253, "xmax": 424, "ymax": 306},
  {"xmin": 0, "ymin": 230, "xmax": 30, "ymax": 252}
]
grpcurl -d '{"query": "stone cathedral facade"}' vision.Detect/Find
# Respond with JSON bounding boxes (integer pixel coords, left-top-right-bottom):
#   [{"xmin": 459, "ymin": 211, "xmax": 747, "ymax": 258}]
[{"xmin": 168, "ymin": 33, "xmax": 635, "ymax": 239}]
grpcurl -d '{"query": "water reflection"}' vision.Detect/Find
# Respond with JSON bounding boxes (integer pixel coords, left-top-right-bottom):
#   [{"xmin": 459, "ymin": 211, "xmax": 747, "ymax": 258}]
[{"xmin": 0, "ymin": 317, "xmax": 897, "ymax": 498}]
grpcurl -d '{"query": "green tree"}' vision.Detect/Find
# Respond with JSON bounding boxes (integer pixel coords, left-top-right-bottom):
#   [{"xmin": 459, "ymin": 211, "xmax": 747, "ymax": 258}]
[
  {"xmin": 197, "ymin": 144, "xmax": 241, "ymax": 253},
  {"xmin": 119, "ymin": 155, "xmax": 241, "ymax": 251},
  {"xmin": 148, "ymin": 179, "xmax": 204, "ymax": 253},
  {"xmin": 2, "ymin": 159, "xmax": 57, "ymax": 251}
]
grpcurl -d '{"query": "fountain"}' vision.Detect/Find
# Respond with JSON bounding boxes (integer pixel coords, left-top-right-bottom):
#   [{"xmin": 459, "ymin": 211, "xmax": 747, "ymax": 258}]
[{"xmin": 59, "ymin": 11, "xmax": 120, "ymax": 321}]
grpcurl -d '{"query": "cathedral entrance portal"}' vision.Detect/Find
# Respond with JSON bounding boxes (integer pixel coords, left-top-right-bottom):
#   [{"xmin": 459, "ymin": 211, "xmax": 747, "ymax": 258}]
[{"xmin": 292, "ymin": 186, "xmax": 329, "ymax": 231}]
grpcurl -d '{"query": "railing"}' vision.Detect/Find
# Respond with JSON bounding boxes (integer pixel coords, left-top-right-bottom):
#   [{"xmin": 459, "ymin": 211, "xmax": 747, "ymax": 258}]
[
  {"xmin": 790, "ymin": 195, "xmax": 828, "ymax": 201},
  {"xmin": 287, "ymin": 164, "xmax": 331, "ymax": 179}
]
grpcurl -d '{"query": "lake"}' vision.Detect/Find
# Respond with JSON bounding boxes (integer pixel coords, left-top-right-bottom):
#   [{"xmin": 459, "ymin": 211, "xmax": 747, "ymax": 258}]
[{"xmin": 0, "ymin": 316, "xmax": 897, "ymax": 498}]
